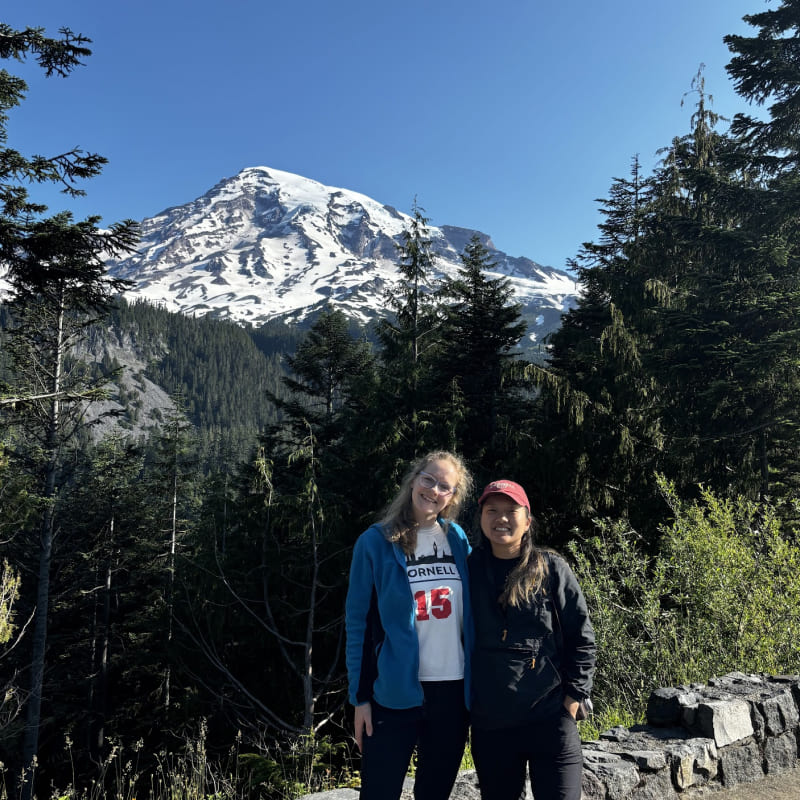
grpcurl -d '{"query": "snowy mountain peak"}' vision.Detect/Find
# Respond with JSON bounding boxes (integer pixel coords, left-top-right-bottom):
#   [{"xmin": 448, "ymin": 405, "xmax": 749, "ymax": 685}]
[{"xmin": 106, "ymin": 166, "xmax": 578, "ymax": 336}]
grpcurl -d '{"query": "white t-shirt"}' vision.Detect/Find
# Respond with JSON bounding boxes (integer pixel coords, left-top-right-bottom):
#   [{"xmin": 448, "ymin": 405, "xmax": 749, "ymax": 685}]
[{"xmin": 406, "ymin": 523, "xmax": 465, "ymax": 681}]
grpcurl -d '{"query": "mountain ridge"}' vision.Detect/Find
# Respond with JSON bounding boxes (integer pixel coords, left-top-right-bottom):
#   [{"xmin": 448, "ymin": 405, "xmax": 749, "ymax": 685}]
[{"xmin": 105, "ymin": 166, "xmax": 579, "ymax": 343}]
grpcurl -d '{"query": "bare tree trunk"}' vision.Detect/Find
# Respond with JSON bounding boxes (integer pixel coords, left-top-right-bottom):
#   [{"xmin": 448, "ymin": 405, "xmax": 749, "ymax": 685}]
[
  {"xmin": 20, "ymin": 302, "xmax": 64, "ymax": 800},
  {"xmin": 87, "ymin": 557, "xmax": 99, "ymax": 758},
  {"xmin": 89, "ymin": 516, "xmax": 114, "ymax": 761},
  {"xmin": 164, "ymin": 439, "xmax": 178, "ymax": 711},
  {"xmin": 303, "ymin": 482, "xmax": 319, "ymax": 734}
]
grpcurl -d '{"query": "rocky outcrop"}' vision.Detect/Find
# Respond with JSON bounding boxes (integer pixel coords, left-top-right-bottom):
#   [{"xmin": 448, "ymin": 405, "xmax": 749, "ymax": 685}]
[{"xmin": 303, "ymin": 673, "xmax": 800, "ymax": 799}]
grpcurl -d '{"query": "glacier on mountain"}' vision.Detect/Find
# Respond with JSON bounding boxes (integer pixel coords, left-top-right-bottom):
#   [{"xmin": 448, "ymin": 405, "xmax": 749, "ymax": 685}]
[{"xmin": 105, "ymin": 166, "xmax": 578, "ymax": 332}]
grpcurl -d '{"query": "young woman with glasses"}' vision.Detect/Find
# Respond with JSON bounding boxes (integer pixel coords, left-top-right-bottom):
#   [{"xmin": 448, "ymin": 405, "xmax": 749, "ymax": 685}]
[{"xmin": 345, "ymin": 451, "xmax": 474, "ymax": 800}]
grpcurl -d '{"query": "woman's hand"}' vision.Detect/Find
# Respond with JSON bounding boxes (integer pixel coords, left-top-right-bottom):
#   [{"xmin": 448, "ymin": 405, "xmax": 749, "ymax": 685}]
[
  {"xmin": 354, "ymin": 702, "xmax": 373, "ymax": 752},
  {"xmin": 563, "ymin": 694, "xmax": 579, "ymax": 720}
]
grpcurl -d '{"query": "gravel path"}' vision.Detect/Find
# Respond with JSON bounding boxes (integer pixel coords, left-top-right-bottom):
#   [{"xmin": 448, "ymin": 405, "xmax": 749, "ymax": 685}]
[{"xmin": 691, "ymin": 768, "xmax": 799, "ymax": 799}]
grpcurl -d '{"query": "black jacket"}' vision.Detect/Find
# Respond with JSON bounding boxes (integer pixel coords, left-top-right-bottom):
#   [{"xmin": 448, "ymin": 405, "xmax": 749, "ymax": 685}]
[{"xmin": 469, "ymin": 545, "xmax": 596, "ymax": 729}]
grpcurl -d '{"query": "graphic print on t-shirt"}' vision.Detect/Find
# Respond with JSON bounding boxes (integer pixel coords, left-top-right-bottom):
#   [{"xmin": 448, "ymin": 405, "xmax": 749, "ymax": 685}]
[
  {"xmin": 407, "ymin": 534, "xmax": 458, "ymax": 620},
  {"xmin": 407, "ymin": 526, "xmax": 464, "ymax": 680}
]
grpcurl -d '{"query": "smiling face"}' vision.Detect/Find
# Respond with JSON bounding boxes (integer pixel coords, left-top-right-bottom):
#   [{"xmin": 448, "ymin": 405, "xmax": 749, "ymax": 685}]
[
  {"xmin": 480, "ymin": 493, "xmax": 531, "ymax": 559},
  {"xmin": 411, "ymin": 458, "xmax": 459, "ymax": 525}
]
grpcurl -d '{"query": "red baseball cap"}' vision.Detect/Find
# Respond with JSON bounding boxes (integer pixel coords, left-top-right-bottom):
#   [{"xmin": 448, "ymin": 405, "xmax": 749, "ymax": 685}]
[{"xmin": 478, "ymin": 480, "xmax": 530, "ymax": 513}]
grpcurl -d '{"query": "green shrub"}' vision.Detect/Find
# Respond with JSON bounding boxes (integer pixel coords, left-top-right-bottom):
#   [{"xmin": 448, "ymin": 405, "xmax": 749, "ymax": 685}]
[
  {"xmin": 658, "ymin": 480, "xmax": 800, "ymax": 677},
  {"xmin": 0, "ymin": 560, "xmax": 20, "ymax": 646},
  {"xmin": 568, "ymin": 476, "xmax": 800, "ymax": 719}
]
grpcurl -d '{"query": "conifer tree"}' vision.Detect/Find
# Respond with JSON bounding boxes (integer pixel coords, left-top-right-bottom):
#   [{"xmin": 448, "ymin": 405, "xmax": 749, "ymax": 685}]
[
  {"xmin": 707, "ymin": 3, "xmax": 800, "ymax": 498},
  {"xmin": 725, "ymin": 0, "xmax": 800, "ymax": 171},
  {"xmin": 263, "ymin": 307, "xmax": 377, "ymax": 526},
  {"xmin": 0, "ymin": 25, "xmax": 138, "ymax": 789},
  {"xmin": 533, "ymin": 54, "xmax": 800, "ymax": 535},
  {"xmin": 374, "ymin": 203, "xmax": 443, "ymax": 461},
  {"xmin": 44, "ymin": 435, "xmax": 164, "ymax": 772},
  {"xmin": 529, "ymin": 158, "xmax": 665, "ymax": 529},
  {"xmin": 143, "ymin": 401, "xmax": 200, "ymax": 714},
  {"xmin": 434, "ymin": 234, "xmax": 528, "ymax": 472},
  {"xmin": 272, "ymin": 307, "xmax": 373, "ymax": 447},
  {"xmin": 177, "ymin": 426, "xmax": 350, "ymax": 740},
  {"xmin": 640, "ymin": 82, "xmax": 774, "ymax": 499},
  {"xmin": 184, "ymin": 311, "xmax": 375, "ymax": 737}
]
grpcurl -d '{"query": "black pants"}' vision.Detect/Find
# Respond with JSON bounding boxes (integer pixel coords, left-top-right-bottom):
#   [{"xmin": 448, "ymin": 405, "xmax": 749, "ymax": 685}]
[
  {"xmin": 471, "ymin": 709, "xmax": 583, "ymax": 800},
  {"xmin": 359, "ymin": 680, "xmax": 468, "ymax": 800}
]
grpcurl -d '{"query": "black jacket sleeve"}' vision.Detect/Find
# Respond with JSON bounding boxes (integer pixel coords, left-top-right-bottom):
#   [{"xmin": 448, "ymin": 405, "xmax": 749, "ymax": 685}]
[{"xmin": 549, "ymin": 554, "xmax": 596, "ymax": 701}]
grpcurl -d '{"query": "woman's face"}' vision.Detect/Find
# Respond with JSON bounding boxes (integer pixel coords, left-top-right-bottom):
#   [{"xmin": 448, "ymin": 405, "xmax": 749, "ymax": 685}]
[
  {"xmin": 480, "ymin": 493, "xmax": 531, "ymax": 558},
  {"xmin": 411, "ymin": 458, "xmax": 459, "ymax": 525}
]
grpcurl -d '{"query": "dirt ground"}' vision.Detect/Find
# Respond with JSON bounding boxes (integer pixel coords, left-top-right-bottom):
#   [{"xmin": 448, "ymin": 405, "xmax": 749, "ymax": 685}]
[{"xmin": 693, "ymin": 768, "xmax": 799, "ymax": 799}]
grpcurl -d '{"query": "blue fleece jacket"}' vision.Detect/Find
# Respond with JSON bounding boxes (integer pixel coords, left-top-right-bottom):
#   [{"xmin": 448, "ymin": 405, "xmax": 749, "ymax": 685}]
[{"xmin": 345, "ymin": 519, "xmax": 473, "ymax": 709}]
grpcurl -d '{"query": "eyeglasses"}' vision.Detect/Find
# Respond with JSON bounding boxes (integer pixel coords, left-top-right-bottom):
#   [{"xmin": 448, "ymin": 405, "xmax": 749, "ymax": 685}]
[{"xmin": 417, "ymin": 471, "xmax": 456, "ymax": 496}]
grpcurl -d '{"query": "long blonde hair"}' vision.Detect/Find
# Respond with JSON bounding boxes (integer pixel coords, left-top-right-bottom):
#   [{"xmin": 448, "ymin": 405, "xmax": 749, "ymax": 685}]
[{"xmin": 380, "ymin": 451, "xmax": 473, "ymax": 555}]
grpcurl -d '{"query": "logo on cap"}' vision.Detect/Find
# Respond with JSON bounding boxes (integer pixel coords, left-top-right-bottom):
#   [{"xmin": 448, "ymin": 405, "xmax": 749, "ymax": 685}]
[{"xmin": 478, "ymin": 479, "xmax": 531, "ymax": 513}]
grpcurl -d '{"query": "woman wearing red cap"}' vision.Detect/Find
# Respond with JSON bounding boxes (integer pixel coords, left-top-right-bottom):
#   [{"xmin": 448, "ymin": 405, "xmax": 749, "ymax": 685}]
[{"xmin": 469, "ymin": 479, "xmax": 596, "ymax": 800}]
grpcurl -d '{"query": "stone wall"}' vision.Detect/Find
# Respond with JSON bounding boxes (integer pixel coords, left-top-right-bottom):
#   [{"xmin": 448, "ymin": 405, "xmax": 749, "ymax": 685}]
[
  {"xmin": 302, "ymin": 673, "xmax": 800, "ymax": 799},
  {"xmin": 580, "ymin": 672, "xmax": 799, "ymax": 798}
]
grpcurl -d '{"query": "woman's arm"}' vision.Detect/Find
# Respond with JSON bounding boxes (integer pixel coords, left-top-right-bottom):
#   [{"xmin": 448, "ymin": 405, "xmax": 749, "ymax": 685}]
[
  {"xmin": 552, "ymin": 556, "xmax": 596, "ymax": 702},
  {"xmin": 345, "ymin": 532, "xmax": 376, "ymax": 706}
]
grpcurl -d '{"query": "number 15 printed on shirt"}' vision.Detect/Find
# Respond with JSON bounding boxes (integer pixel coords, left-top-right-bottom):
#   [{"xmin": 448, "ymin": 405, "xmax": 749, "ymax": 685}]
[{"xmin": 414, "ymin": 587, "xmax": 452, "ymax": 620}]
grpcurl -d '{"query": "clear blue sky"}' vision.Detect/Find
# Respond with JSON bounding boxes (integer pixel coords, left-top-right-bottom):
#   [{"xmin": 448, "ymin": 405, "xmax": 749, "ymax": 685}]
[{"xmin": 7, "ymin": 0, "xmax": 760, "ymax": 269}]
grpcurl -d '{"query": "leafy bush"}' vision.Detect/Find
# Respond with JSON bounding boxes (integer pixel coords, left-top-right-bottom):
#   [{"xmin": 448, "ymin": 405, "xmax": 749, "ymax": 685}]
[
  {"xmin": 0, "ymin": 561, "xmax": 19, "ymax": 647},
  {"xmin": 568, "ymin": 476, "xmax": 800, "ymax": 718}
]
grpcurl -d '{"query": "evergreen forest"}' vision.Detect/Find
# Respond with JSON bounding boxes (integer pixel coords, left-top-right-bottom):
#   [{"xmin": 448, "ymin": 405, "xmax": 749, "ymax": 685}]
[{"xmin": 5, "ymin": 3, "xmax": 800, "ymax": 798}]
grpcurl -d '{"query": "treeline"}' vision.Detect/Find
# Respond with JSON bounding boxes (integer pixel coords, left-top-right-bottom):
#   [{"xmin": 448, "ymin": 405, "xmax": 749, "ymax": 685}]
[
  {"xmin": 4, "ymin": 3, "xmax": 800, "ymax": 798},
  {"xmin": 97, "ymin": 298, "xmax": 304, "ymax": 465}
]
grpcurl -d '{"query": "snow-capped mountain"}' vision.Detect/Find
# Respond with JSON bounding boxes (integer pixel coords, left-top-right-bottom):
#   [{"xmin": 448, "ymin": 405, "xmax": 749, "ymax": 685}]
[{"xmin": 106, "ymin": 166, "xmax": 578, "ymax": 341}]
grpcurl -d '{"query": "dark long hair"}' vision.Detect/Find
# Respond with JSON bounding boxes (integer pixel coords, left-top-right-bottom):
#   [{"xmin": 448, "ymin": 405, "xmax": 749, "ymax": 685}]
[{"xmin": 480, "ymin": 509, "xmax": 549, "ymax": 608}]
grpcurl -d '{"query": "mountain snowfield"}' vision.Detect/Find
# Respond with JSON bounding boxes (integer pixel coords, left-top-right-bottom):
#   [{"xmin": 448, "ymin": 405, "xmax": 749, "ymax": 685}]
[{"xmin": 104, "ymin": 166, "xmax": 579, "ymax": 340}]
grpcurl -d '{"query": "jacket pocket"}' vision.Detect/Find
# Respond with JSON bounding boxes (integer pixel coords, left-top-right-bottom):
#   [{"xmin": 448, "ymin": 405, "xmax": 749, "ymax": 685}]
[{"xmin": 473, "ymin": 641, "xmax": 562, "ymax": 725}]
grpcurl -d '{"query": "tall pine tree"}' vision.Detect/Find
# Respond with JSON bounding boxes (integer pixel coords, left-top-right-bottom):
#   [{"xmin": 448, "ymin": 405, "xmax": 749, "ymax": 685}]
[
  {"xmin": 434, "ymin": 234, "xmax": 528, "ymax": 474},
  {"xmin": 373, "ymin": 203, "xmax": 443, "ymax": 463}
]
